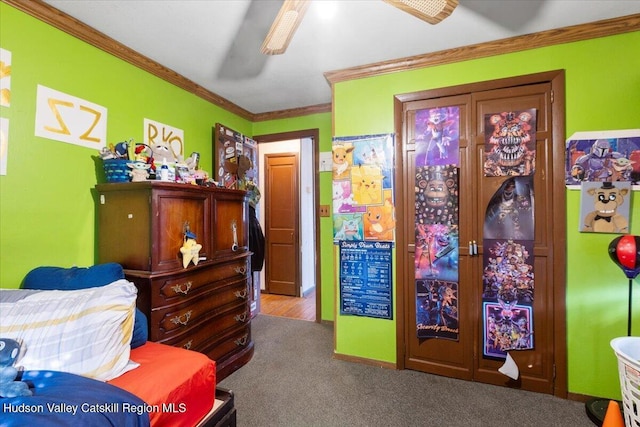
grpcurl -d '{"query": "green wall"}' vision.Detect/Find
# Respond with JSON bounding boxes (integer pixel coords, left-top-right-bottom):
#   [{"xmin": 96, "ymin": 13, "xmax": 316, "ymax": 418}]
[
  {"xmin": 332, "ymin": 31, "xmax": 640, "ymax": 400},
  {"xmin": 0, "ymin": 4, "xmax": 251, "ymax": 286}
]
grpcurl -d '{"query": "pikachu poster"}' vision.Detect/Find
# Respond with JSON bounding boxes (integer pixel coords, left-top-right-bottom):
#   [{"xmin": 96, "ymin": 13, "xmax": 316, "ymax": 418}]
[{"xmin": 331, "ymin": 134, "xmax": 395, "ymax": 244}]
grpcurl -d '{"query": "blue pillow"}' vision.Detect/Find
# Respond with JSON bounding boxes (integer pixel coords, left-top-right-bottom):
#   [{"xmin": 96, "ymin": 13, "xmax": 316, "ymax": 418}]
[{"xmin": 22, "ymin": 263, "xmax": 148, "ymax": 349}]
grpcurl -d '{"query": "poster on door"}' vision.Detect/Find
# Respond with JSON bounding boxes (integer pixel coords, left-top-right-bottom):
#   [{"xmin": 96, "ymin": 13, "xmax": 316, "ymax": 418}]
[
  {"xmin": 416, "ymin": 279, "xmax": 459, "ymax": 340},
  {"xmin": 482, "ymin": 239, "xmax": 535, "ymax": 358},
  {"xmin": 483, "ymin": 176, "xmax": 534, "ymax": 241},
  {"xmin": 483, "ymin": 109, "xmax": 537, "ymax": 177},
  {"xmin": 481, "ymin": 176, "xmax": 535, "ymax": 359},
  {"xmin": 414, "ymin": 163, "xmax": 460, "ymax": 340},
  {"xmin": 332, "ymin": 133, "xmax": 395, "ymax": 244},
  {"xmin": 412, "ymin": 105, "xmax": 461, "ymax": 340},
  {"xmin": 414, "ymin": 106, "xmax": 460, "ymax": 167},
  {"xmin": 339, "ymin": 240, "xmax": 393, "ymax": 320},
  {"xmin": 214, "ymin": 123, "xmax": 246, "ymax": 189}
]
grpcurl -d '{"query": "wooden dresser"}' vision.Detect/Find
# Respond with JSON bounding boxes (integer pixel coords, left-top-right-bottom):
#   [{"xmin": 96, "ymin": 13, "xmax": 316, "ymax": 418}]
[{"xmin": 95, "ymin": 181, "xmax": 253, "ymax": 380}]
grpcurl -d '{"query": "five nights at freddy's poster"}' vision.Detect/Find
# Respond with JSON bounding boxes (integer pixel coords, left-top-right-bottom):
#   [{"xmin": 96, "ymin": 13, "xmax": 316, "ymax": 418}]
[
  {"xmin": 481, "ymin": 110, "xmax": 537, "ymax": 360},
  {"xmin": 484, "ymin": 109, "xmax": 537, "ymax": 177},
  {"xmin": 413, "ymin": 105, "xmax": 461, "ymax": 340}
]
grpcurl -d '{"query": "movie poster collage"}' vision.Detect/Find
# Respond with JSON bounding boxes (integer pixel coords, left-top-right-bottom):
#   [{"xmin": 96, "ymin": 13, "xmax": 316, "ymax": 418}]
[
  {"xmin": 481, "ymin": 110, "xmax": 536, "ymax": 360},
  {"xmin": 412, "ymin": 106, "xmax": 538, "ymax": 362},
  {"xmin": 414, "ymin": 106, "xmax": 461, "ymax": 341}
]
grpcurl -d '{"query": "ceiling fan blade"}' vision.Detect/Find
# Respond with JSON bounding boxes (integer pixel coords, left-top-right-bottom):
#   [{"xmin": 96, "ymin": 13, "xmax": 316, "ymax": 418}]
[
  {"xmin": 218, "ymin": 0, "xmax": 282, "ymax": 79},
  {"xmin": 261, "ymin": 0, "xmax": 310, "ymax": 55},
  {"xmin": 382, "ymin": 0, "xmax": 458, "ymax": 25}
]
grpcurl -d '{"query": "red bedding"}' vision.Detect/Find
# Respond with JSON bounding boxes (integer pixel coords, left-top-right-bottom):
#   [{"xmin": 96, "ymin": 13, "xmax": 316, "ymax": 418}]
[{"xmin": 108, "ymin": 342, "xmax": 216, "ymax": 427}]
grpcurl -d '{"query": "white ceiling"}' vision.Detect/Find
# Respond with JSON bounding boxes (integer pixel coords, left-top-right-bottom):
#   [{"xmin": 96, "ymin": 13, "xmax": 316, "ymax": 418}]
[{"xmin": 43, "ymin": 0, "xmax": 640, "ymax": 114}]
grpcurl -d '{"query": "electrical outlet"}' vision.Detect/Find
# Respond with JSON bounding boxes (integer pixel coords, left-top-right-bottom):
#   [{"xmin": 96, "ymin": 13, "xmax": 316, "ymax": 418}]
[{"xmin": 319, "ymin": 205, "xmax": 330, "ymax": 217}]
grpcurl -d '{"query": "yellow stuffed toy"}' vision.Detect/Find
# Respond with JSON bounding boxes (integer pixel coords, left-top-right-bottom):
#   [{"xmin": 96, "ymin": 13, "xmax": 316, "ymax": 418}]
[{"xmin": 180, "ymin": 230, "xmax": 202, "ymax": 268}]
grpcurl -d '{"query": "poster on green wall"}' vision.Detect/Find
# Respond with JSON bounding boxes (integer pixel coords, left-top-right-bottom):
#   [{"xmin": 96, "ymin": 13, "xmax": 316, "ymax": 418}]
[
  {"xmin": 0, "ymin": 47, "xmax": 10, "ymax": 107},
  {"xmin": 332, "ymin": 133, "xmax": 395, "ymax": 244},
  {"xmin": 565, "ymin": 129, "xmax": 640, "ymax": 188},
  {"xmin": 339, "ymin": 240, "xmax": 393, "ymax": 320},
  {"xmin": 0, "ymin": 117, "xmax": 7, "ymax": 176},
  {"xmin": 333, "ymin": 134, "xmax": 395, "ymax": 320},
  {"xmin": 34, "ymin": 85, "xmax": 108, "ymax": 149}
]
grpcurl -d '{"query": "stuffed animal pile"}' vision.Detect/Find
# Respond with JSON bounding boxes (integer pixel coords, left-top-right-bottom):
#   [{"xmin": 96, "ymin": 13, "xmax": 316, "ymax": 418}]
[{"xmin": 0, "ymin": 338, "xmax": 32, "ymax": 398}]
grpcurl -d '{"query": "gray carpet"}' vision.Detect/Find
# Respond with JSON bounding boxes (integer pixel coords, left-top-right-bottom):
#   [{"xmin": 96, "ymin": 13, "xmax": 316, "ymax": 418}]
[{"xmin": 219, "ymin": 314, "xmax": 593, "ymax": 427}]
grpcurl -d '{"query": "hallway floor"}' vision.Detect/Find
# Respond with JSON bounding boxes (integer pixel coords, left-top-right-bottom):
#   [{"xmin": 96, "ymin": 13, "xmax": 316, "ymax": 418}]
[{"xmin": 259, "ymin": 289, "xmax": 316, "ymax": 321}]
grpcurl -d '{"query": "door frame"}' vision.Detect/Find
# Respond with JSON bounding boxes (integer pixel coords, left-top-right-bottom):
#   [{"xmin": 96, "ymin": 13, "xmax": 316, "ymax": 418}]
[
  {"xmin": 253, "ymin": 129, "xmax": 322, "ymax": 323},
  {"xmin": 393, "ymin": 70, "xmax": 567, "ymax": 397}
]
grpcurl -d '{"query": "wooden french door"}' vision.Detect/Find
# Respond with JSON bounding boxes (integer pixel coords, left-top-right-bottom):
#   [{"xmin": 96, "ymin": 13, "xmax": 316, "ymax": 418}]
[
  {"xmin": 404, "ymin": 94, "xmax": 475, "ymax": 381},
  {"xmin": 397, "ymin": 71, "xmax": 567, "ymax": 396},
  {"xmin": 264, "ymin": 153, "xmax": 300, "ymax": 297}
]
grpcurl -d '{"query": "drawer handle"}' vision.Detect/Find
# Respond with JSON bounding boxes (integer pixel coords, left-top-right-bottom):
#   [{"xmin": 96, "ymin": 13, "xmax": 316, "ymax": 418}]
[
  {"xmin": 234, "ymin": 334, "xmax": 248, "ymax": 346},
  {"xmin": 234, "ymin": 312, "xmax": 248, "ymax": 323},
  {"xmin": 234, "ymin": 266, "xmax": 247, "ymax": 275},
  {"xmin": 170, "ymin": 310, "xmax": 192, "ymax": 326},
  {"xmin": 234, "ymin": 289, "xmax": 247, "ymax": 299},
  {"xmin": 171, "ymin": 281, "xmax": 192, "ymax": 295},
  {"xmin": 183, "ymin": 340, "xmax": 193, "ymax": 350}
]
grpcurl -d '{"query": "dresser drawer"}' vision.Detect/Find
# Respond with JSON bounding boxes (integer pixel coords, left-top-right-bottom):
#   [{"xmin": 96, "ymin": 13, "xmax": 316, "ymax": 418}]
[
  {"xmin": 150, "ymin": 290, "xmax": 249, "ymax": 341},
  {"xmin": 202, "ymin": 324, "xmax": 251, "ymax": 363},
  {"xmin": 151, "ymin": 258, "xmax": 249, "ymax": 307},
  {"xmin": 160, "ymin": 304, "xmax": 251, "ymax": 352}
]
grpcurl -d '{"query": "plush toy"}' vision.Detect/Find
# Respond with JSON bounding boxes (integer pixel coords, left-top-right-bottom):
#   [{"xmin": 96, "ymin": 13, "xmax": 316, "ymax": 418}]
[
  {"xmin": 150, "ymin": 141, "xmax": 180, "ymax": 165},
  {"xmin": 180, "ymin": 230, "xmax": 202, "ymax": 268},
  {"xmin": 127, "ymin": 161, "xmax": 151, "ymax": 182},
  {"xmin": 150, "ymin": 141, "xmax": 181, "ymax": 181},
  {"xmin": 0, "ymin": 338, "xmax": 32, "ymax": 398},
  {"xmin": 184, "ymin": 152, "xmax": 200, "ymax": 174}
]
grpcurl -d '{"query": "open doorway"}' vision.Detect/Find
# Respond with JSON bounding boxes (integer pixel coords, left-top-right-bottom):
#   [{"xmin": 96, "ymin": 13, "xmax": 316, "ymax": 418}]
[{"xmin": 253, "ymin": 129, "xmax": 321, "ymax": 323}]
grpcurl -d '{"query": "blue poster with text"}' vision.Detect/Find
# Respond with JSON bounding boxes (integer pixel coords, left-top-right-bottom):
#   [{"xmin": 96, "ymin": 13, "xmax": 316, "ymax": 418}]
[{"xmin": 339, "ymin": 240, "xmax": 393, "ymax": 320}]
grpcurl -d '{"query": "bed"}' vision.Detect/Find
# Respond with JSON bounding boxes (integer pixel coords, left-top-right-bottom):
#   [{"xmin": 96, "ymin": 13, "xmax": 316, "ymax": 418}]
[
  {"xmin": 0, "ymin": 263, "xmax": 236, "ymax": 427},
  {"xmin": 108, "ymin": 341, "xmax": 216, "ymax": 427}
]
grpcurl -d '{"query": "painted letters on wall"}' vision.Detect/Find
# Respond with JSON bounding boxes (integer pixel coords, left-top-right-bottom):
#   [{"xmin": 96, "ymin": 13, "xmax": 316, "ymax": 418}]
[{"xmin": 35, "ymin": 85, "xmax": 107, "ymax": 149}]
